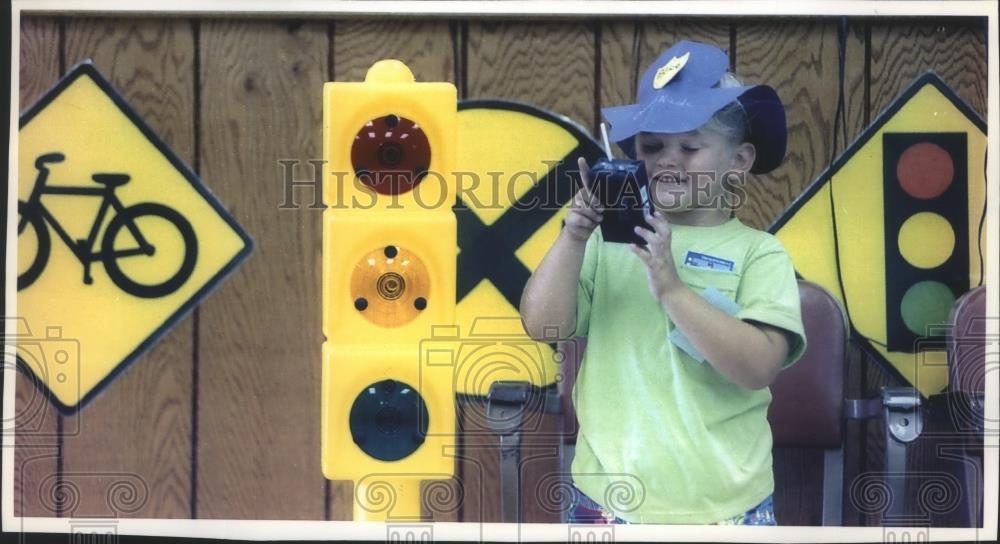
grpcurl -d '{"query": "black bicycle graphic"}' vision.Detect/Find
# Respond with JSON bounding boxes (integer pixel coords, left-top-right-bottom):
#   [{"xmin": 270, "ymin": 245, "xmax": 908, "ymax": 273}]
[{"xmin": 17, "ymin": 152, "xmax": 198, "ymax": 298}]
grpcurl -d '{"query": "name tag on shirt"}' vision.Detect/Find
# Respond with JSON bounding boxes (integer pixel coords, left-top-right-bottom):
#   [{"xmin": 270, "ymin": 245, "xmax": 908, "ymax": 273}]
[{"xmin": 683, "ymin": 251, "xmax": 735, "ymax": 272}]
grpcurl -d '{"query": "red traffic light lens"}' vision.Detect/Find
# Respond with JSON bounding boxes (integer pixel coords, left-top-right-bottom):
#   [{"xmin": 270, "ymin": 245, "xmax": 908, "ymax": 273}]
[
  {"xmin": 896, "ymin": 142, "xmax": 954, "ymax": 199},
  {"xmin": 351, "ymin": 114, "xmax": 431, "ymax": 195}
]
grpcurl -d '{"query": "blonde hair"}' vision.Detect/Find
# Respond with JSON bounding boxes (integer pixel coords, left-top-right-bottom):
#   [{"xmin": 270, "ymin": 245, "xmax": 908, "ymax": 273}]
[{"xmin": 703, "ymin": 72, "xmax": 750, "ymax": 146}]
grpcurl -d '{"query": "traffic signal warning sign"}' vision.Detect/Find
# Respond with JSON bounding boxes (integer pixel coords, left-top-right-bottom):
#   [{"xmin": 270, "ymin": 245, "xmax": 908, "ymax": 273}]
[{"xmin": 770, "ymin": 73, "xmax": 986, "ymax": 397}]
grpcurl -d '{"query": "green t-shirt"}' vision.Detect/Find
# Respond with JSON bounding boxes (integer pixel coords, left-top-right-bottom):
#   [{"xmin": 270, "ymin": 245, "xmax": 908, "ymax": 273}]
[{"xmin": 571, "ymin": 217, "xmax": 806, "ymax": 524}]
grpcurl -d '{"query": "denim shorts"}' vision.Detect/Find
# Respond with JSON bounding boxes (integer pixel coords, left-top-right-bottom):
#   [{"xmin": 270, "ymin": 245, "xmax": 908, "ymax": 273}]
[{"xmin": 566, "ymin": 484, "xmax": 777, "ymax": 525}]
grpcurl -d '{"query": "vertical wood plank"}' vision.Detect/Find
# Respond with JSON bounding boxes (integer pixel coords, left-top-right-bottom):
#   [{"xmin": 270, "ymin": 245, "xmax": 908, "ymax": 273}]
[
  {"xmin": 467, "ymin": 21, "xmax": 595, "ymax": 132},
  {"xmin": 866, "ymin": 19, "xmax": 987, "ymax": 527},
  {"xmin": 869, "ymin": 20, "xmax": 987, "ymax": 119},
  {"xmin": 463, "ymin": 19, "xmax": 595, "ymax": 523},
  {"xmin": 737, "ymin": 19, "xmax": 869, "ymax": 526},
  {"xmin": 14, "ymin": 16, "xmax": 63, "ymax": 519},
  {"xmin": 52, "ymin": 17, "xmax": 196, "ymax": 519},
  {"xmin": 772, "ymin": 448, "xmax": 824, "ymax": 525},
  {"xmin": 19, "ymin": 17, "xmax": 62, "ymax": 111},
  {"xmin": 196, "ymin": 18, "xmax": 327, "ymax": 520},
  {"xmin": 329, "ymin": 18, "xmax": 458, "ymax": 522},
  {"xmin": 736, "ymin": 20, "xmax": 866, "ymax": 230}
]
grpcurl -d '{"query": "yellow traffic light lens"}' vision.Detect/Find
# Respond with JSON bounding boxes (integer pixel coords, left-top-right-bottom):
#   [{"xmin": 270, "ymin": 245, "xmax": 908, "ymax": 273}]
[
  {"xmin": 351, "ymin": 114, "xmax": 431, "ymax": 195},
  {"xmin": 350, "ymin": 245, "xmax": 430, "ymax": 327},
  {"xmin": 901, "ymin": 280, "xmax": 956, "ymax": 336},
  {"xmin": 897, "ymin": 211, "xmax": 955, "ymax": 269},
  {"xmin": 376, "ymin": 272, "xmax": 405, "ymax": 300},
  {"xmin": 896, "ymin": 141, "xmax": 953, "ymax": 199}
]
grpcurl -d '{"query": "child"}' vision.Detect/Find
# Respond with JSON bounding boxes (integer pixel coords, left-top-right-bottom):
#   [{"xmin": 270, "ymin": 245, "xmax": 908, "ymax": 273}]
[{"xmin": 519, "ymin": 40, "xmax": 806, "ymax": 525}]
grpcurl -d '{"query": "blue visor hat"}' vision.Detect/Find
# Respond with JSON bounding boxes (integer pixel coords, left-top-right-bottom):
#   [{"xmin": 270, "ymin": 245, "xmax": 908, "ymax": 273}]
[{"xmin": 602, "ymin": 40, "xmax": 787, "ymax": 174}]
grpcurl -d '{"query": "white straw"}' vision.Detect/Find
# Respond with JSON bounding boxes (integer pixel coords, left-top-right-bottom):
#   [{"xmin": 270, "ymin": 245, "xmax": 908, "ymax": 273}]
[{"xmin": 599, "ymin": 122, "xmax": 613, "ymax": 159}]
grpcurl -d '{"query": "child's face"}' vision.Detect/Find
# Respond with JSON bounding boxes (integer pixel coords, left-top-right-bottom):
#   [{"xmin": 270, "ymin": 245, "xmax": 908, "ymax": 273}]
[{"xmin": 635, "ymin": 128, "xmax": 755, "ymax": 215}]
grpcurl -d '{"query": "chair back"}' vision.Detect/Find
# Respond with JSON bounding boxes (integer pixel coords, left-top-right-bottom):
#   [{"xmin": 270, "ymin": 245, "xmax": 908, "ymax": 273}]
[
  {"xmin": 767, "ymin": 280, "xmax": 848, "ymax": 449},
  {"xmin": 946, "ymin": 286, "xmax": 986, "ymax": 395}
]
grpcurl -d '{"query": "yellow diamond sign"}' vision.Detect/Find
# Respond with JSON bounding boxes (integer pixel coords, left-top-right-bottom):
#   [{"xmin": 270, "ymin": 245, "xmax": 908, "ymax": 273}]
[
  {"xmin": 16, "ymin": 62, "xmax": 252, "ymax": 411},
  {"xmin": 770, "ymin": 73, "xmax": 986, "ymax": 397}
]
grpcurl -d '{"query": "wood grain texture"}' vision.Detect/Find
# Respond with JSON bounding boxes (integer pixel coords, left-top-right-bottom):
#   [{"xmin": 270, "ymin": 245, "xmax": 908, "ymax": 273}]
[
  {"xmin": 328, "ymin": 18, "xmax": 457, "ymax": 522},
  {"xmin": 454, "ymin": 397, "xmax": 500, "ymax": 522},
  {"xmin": 196, "ymin": 18, "xmax": 327, "ymax": 520},
  {"xmin": 772, "ymin": 447, "xmax": 825, "ymax": 525},
  {"xmin": 49, "ymin": 17, "xmax": 196, "ymax": 519},
  {"xmin": 14, "ymin": 16, "xmax": 63, "ymax": 519},
  {"xmin": 863, "ymin": 19, "xmax": 987, "ymax": 527},
  {"xmin": 453, "ymin": 397, "xmax": 561, "ymax": 523},
  {"xmin": 467, "ymin": 20, "xmax": 595, "ymax": 132},
  {"xmin": 518, "ymin": 409, "xmax": 562, "ymax": 522},
  {"xmin": 332, "ymin": 19, "xmax": 456, "ymax": 84},
  {"xmin": 600, "ymin": 20, "xmax": 730, "ymax": 153},
  {"xmin": 870, "ymin": 20, "xmax": 987, "ymax": 120},
  {"xmin": 735, "ymin": 20, "xmax": 865, "ymax": 230},
  {"xmin": 461, "ymin": 19, "xmax": 595, "ymax": 523}
]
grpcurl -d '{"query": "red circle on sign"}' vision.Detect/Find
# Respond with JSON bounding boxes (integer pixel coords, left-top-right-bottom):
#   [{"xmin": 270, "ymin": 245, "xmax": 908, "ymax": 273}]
[{"xmin": 896, "ymin": 142, "xmax": 954, "ymax": 199}]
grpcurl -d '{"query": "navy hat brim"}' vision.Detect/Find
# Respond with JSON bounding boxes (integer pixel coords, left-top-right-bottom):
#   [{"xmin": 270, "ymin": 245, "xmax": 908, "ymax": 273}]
[
  {"xmin": 603, "ymin": 83, "xmax": 786, "ymax": 174},
  {"xmin": 600, "ymin": 39, "xmax": 787, "ymax": 174}
]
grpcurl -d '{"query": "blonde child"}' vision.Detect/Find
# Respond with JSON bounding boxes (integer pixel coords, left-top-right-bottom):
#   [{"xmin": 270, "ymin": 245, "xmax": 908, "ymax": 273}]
[{"xmin": 520, "ymin": 40, "xmax": 806, "ymax": 525}]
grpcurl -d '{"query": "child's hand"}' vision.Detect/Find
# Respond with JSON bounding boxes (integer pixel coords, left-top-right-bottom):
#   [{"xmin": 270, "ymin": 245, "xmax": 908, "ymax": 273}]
[
  {"xmin": 630, "ymin": 208, "xmax": 684, "ymax": 301},
  {"xmin": 562, "ymin": 157, "xmax": 605, "ymax": 243}
]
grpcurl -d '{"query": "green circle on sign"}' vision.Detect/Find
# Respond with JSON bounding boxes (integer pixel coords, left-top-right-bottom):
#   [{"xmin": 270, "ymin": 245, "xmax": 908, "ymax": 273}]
[{"xmin": 901, "ymin": 281, "xmax": 956, "ymax": 337}]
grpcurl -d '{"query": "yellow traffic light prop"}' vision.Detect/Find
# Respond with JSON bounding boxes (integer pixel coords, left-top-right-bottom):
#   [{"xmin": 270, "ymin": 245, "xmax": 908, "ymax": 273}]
[
  {"xmin": 321, "ymin": 60, "xmax": 457, "ymax": 521},
  {"xmin": 323, "ymin": 211, "xmax": 456, "ymax": 345},
  {"xmin": 771, "ymin": 73, "xmax": 986, "ymax": 396},
  {"xmin": 323, "ymin": 60, "xmax": 456, "ymax": 212}
]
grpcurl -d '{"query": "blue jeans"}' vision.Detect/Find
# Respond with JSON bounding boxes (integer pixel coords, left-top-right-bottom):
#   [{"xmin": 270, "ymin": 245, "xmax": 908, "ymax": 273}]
[{"xmin": 566, "ymin": 484, "xmax": 777, "ymax": 525}]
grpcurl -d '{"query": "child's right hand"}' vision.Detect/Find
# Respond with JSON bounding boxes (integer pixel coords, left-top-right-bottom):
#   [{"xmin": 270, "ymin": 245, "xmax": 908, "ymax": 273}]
[{"xmin": 563, "ymin": 157, "xmax": 605, "ymax": 243}]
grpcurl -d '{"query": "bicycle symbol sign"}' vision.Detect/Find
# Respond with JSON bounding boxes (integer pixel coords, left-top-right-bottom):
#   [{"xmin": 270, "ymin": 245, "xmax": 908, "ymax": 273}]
[
  {"xmin": 18, "ymin": 152, "xmax": 199, "ymax": 298},
  {"xmin": 16, "ymin": 61, "xmax": 252, "ymax": 411}
]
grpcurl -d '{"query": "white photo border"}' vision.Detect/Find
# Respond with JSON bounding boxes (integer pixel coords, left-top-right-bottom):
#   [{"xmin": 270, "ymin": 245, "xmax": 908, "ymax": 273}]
[{"xmin": 5, "ymin": 1, "xmax": 997, "ymax": 542}]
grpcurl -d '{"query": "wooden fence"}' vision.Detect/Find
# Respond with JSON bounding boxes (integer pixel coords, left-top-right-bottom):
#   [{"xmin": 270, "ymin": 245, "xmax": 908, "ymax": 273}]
[{"xmin": 10, "ymin": 13, "xmax": 988, "ymax": 526}]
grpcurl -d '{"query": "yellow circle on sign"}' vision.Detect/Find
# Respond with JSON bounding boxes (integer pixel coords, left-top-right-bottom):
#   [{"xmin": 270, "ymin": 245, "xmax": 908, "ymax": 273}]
[{"xmin": 898, "ymin": 212, "xmax": 955, "ymax": 269}]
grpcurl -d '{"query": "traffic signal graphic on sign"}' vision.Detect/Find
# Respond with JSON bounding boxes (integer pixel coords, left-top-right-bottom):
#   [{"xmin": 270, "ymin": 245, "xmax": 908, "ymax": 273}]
[
  {"xmin": 16, "ymin": 62, "xmax": 252, "ymax": 411},
  {"xmin": 771, "ymin": 73, "xmax": 986, "ymax": 396},
  {"xmin": 321, "ymin": 60, "xmax": 458, "ymax": 521},
  {"xmin": 883, "ymin": 133, "xmax": 969, "ymax": 352}
]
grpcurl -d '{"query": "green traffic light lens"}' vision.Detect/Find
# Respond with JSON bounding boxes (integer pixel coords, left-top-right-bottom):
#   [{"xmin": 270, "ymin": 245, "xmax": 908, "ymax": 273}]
[{"xmin": 900, "ymin": 281, "xmax": 956, "ymax": 337}]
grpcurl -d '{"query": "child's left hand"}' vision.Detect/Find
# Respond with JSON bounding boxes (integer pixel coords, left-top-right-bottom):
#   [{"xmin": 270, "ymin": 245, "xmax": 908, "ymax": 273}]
[{"xmin": 630, "ymin": 208, "xmax": 685, "ymax": 302}]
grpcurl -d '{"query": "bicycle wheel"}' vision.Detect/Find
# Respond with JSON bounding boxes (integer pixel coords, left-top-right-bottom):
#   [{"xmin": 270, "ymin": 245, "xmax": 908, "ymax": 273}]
[
  {"xmin": 102, "ymin": 203, "xmax": 198, "ymax": 298},
  {"xmin": 17, "ymin": 201, "xmax": 50, "ymax": 290}
]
